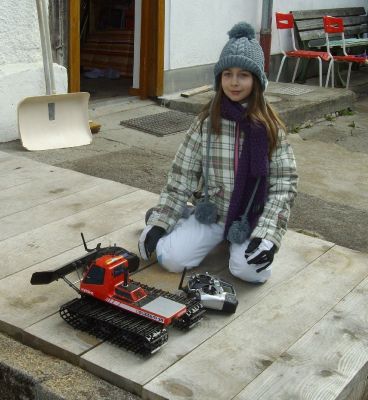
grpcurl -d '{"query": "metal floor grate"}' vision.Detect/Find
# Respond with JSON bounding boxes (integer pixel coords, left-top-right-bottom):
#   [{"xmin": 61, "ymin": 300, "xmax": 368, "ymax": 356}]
[
  {"xmin": 120, "ymin": 110, "xmax": 194, "ymax": 136},
  {"xmin": 268, "ymin": 84, "xmax": 315, "ymax": 96}
]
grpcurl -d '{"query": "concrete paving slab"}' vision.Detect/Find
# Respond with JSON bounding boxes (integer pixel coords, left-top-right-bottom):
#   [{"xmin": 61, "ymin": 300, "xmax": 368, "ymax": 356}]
[
  {"xmin": 55, "ymin": 146, "xmax": 174, "ymax": 196},
  {"xmin": 89, "ymin": 99, "xmax": 156, "ymax": 119},
  {"xmin": 163, "ymin": 82, "xmax": 355, "ymax": 130},
  {"xmin": 99, "ymin": 125, "xmax": 185, "ymax": 157},
  {"xmin": 0, "ymin": 139, "xmax": 131, "ymax": 166},
  {"xmin": 288, "ymin": 134, "xmax": 368, "ymax": 210},
  {"xmin": 0, "ymin": 102, "xmax": 171, "ymax": 168},
  {"xmin": 142, "ymin": 245, "xmax": 368, "ymax": 400},
  {"xmin": 79, "ymin": 230, "xmax": 334, "ymax": 397}
]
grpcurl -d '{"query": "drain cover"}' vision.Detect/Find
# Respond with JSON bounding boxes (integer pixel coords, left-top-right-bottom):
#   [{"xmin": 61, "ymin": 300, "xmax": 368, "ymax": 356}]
[
  {"xmin": 268, "ymin": 84, "xmax": 315, "ymax": 96},
  {"xmin": 120, "ymin": 110, "xmax": 194, "ymax": 136}
]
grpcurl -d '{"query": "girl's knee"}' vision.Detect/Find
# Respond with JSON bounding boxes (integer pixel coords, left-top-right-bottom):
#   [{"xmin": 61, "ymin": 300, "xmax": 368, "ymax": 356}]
[
  {"xmin": 229, "ymin": 258, "xmax": 271, "ymax": 284},
  {"xmin": 157, "ymin": 252, "xmax": 187, "ymax": 273},
  {"xmin": 229, "ymin": 242, "xmax": 271, "ymax": 283},
  {"xmin": 156, "ymin": 240, "xmax": 188, "ymax": 273}
]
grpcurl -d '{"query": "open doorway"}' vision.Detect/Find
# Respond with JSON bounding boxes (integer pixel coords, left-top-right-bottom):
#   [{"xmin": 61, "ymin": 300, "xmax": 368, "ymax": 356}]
[{"xmin": 79, "ymin": 0, "xmax": 135, "ymax": 100}]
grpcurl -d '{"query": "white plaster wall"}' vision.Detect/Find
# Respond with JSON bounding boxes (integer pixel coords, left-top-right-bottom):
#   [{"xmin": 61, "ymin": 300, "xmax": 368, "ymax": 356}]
[
  {"xmin": 0, "ymin": 63, "xmax": 67, "ymax": 143},
  {"xmin": 0, "ymin": 0, "xmax": 68, "ymax": 142},
  {"xmin": 0, "ymin": 1, "xmax": 42, "ymax": 65},
  {"xmin": 164, "ymin": 0, "xmax": 368, "ymax": 68},
  {"xmin": 164, "ymin": 0, "xmax": 260, "ymax": 70}
]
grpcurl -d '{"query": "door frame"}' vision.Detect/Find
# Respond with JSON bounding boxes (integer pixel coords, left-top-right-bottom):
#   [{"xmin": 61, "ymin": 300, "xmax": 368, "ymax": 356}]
[
  {"xmin": 68, "ymin": 0, "xmax": 165, "ymax": 98},
  {"xmin": 69, "ymin": 0, "xmax": 80, "ymax": 93}
]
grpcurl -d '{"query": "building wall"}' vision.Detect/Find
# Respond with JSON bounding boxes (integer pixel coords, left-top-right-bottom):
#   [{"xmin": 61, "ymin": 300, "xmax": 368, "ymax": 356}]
[
  {"xmin": 0, "ymin": 1, "xmax": 41, "ymax": 64},
  {"xmin": 0, "ymin": 0, "xmax": 67, "ymax": 142},
  {"xmin": 164, "ymin": 0, "xmax": 367, "ymax": 67},
  {"xmin": 162, "ymin": 0, "xmax": 367, "ymax": 93},
  {"xmin": 164, "ymin": 0, "xmax": 260, "ymax": 71}
]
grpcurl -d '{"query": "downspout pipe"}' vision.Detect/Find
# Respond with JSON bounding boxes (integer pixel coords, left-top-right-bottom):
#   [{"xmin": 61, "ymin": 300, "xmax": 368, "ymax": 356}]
[{"xmin": 260, "ymin": 0, "xmax": 273, "ymax": 75}]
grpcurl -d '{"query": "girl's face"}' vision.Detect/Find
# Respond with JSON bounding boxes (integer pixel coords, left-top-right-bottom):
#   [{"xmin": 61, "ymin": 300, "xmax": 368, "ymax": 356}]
[{"xmin": 221, "ymin": 68, "xmax": 254, "ymax": 102}]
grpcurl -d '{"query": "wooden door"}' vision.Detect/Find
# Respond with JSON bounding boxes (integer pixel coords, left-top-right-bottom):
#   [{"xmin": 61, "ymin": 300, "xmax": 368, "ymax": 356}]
[
  {"xmin": 68, "ymin": 0, "xmax": 165, "ymax": 97},
  {"xmin": 139, "ymin": 0, "xmax": 165, "ymax": 98}
]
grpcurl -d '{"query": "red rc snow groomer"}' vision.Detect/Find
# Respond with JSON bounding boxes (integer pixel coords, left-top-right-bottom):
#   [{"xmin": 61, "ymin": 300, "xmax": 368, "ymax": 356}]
[{"xmin": 30, "ymin": 234, "xmax": 205, "ymax": 356}]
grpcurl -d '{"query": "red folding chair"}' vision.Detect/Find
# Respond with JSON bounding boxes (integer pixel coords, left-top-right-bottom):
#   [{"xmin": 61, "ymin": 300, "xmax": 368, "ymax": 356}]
[
  {"xmin": 323, "ymin": 15, "xmax": 367, "ymax": 89},
  {"xmin": 275, "ymin": 12, "xmax": 331, "ymax": 86}
]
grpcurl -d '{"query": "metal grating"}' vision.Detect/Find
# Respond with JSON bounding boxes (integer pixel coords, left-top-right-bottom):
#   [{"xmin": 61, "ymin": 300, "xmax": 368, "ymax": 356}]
[
  {"xmin": 268, "ymin": 84, "xmax": 315, "ymax": 96},
  {"xmin": 120, "ymin": 110, "xmax": 194, "ymax": 136}
]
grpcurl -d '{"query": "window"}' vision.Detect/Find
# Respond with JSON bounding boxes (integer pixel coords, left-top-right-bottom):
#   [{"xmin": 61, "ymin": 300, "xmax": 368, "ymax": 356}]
[
  {"xmin": 83, "ymin": 265, "xmax": 105, "ymax": 285},
  {"xmin": 113, "ymin": 265, "xmax": 125, "ymax": 277}
]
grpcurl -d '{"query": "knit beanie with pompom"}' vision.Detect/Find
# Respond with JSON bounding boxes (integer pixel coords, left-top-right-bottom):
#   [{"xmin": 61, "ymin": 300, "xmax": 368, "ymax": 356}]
[{"xmin": 214, "ymin": 22, "xmax": 267, "ymax": 91}]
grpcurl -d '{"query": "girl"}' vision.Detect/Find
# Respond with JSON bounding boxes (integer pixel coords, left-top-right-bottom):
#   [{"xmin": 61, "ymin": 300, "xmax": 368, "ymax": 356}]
[{"xmin": 138, "ymin": 22, "xmax": 298, "ymax": 283}]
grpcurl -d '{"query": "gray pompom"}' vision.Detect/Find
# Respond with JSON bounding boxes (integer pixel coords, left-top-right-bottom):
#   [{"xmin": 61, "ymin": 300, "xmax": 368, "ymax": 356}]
[
  {"xmin": 227, "ymin": 220, "xmax": 250, "ymax": 244},
  {"xmin": 228, "ymin": 22, "xmax": 255, "ymax": 40},
  {"xmin": 195, "ymin": 201, "xmax": 218, "ymax": 224}
]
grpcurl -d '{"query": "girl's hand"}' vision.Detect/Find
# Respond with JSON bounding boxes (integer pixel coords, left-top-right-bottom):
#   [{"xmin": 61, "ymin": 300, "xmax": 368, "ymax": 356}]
[
  {"xmin": 138, "ymin": 225, "xmax": 166, "ymax": 260},
  {"xmin": 244, "ymin": 238, "xmax": 276, "ymax": 273}
]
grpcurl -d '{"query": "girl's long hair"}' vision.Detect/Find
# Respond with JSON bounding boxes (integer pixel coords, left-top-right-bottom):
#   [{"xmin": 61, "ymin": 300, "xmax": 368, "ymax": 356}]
[{"xmin": 198, "ymin": 75, "xmax": 285, "ymax": 158}]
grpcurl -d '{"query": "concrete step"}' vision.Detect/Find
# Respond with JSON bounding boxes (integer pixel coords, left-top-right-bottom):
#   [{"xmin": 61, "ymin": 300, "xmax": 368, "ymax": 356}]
[{"xmin": 161, "ymin": 82, "xmax": 355, "ymax": 130}]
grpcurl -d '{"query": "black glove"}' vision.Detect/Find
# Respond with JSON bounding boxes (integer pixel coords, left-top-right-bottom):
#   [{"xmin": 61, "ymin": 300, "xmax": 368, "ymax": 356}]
[
  {"xmin": 138, "ymin": 225, "xmax": 166, "ymax": 260},
  {"xmin": 244, "ymin": 238, "xmax": 276, "ymax": 273}
]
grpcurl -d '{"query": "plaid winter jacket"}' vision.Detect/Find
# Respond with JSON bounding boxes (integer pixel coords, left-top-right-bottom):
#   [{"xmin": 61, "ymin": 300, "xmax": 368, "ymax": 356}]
[{"xmin": 147, "ymin": 117, "xmax": 298, "ymax": 248}]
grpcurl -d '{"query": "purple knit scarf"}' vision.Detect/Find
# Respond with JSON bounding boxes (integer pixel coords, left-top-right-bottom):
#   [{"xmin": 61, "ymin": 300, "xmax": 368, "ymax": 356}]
[{"xmin": 221, "ymin": 96, "xmax": 269, "ymax": 239}]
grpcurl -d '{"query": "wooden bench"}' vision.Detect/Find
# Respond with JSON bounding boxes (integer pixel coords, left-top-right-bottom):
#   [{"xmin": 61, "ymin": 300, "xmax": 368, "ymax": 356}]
[
  {"xmin": 292, "ymin": 7, "xmax": 368, "ymax": 50},
  {"xmin": 290, "ymin": 7, "xmax": 368, "ymax": 83}
]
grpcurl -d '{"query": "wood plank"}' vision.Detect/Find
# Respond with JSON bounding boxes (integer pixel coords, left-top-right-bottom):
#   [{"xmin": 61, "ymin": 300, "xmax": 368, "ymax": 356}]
[
  {"xmin": 0, "ymin": 151, "xmax": 11, "ymax": 159},
  {"xmin": 142, "ymin": 245, "xmax": 368, "ymax": 400},
  {"xmin": 292, "ymin": 8, "xmax": 365, "ymax": 21},
  {"xmin": 299, "ymin": 24, "xmax": 368, "ymax": 43},
  {"xmin": 79, "ymin": 231, "xmax": 334, "ymax": 396},
  {"xmin": 181, "ymin": 85, "xmax": 213, "ymax": 98},
  {"xmin": 234, "ymin": 276, "xmax": 368, "ymax": 400},
  {"xmin": 0, "ymin": 165, "xmax": 60, "ymax": 190},
  {"xmin": 0, "ymin": 189, "xmax": 157, "ymax": 279},
  {"xmin": 0, "ymin": 156, "xmax": 101, "ymax": 191},
  {"xmin": 296, "ymin": 15, "xmax": 368, "ymax": 31},
  {"xmin": 0, "ymin": 155, "xmax": 51, "ymax": 176},
  {"xmin": 0, "ymin": 169, "xmax": 106, "ymax": 218},
  {"xmin": 0, "ymin": 180, "xmax": 135, "ymax": 241},
  {"xmin": 311, "ymin": 37, "xmax": 368, "ymax": 49}
]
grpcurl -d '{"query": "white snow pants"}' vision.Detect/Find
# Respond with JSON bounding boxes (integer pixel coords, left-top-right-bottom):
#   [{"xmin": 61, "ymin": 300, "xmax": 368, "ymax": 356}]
[{"xmin": 156, "ymin": 214, "xmax": 271, "ymax": 283}]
